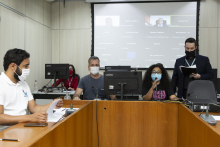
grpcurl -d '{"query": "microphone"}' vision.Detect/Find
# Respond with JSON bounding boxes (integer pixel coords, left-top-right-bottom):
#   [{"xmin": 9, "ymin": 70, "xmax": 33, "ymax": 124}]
[
  {"xmin": 187, "ymin": 91, "xmax": 197, "ymax": 99},
  {"xmin": 154, "ymin": 84, "xmax": 157, "ymax": 101},
  {"xmin": 65, "ymin": 97, "xmax": 76, "ymax": 116},
  {"xmin": 92, "ymin": 86, "xmax": 101, "ymax": 100},
  {"xmin": 153, "ymin": 79, "xmax": 158, "ymax": 101},
  {"xmin": 61, "ymin": 82, "xmax": 66, "ymax": 91},
  {"xmin": 199, "ymin": 103, "xmax": 219, "ymax": 125}
]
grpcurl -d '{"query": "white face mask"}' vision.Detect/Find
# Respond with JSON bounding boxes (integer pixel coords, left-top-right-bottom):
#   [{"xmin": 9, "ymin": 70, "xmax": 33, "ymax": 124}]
[
  {"xmin": 90, "ymin": 67, "xmax": 99, "ymax": 75},
  {"xmin": 14, "ymin": 65, "xmax": 30, "ymax": 81}
]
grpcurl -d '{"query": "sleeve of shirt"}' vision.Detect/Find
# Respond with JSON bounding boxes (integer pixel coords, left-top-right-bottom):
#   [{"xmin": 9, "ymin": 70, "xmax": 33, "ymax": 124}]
[
  {"xmin": 142, "ymin": 83, "xmax": 149, "ymax": 96},
  {"xmin": 171, "ymin": 59, "xmax": 179, "ymax": 93},
  {"xmin": 166, "ymin": 84, "xmax": 175, "ymax": 98},
  {"xmin": 0, "ymin": 87, "xmax": 5, "ymax": 105},
  {"xmin": 77, "ymin": 77, "xmax": 85, "ymax": 90},
  {"xmin": 200, "ymin": 57, "xmax": 214, "ymax": 80}
]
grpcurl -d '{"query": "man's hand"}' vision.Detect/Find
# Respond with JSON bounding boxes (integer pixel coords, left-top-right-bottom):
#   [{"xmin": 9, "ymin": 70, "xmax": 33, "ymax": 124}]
[
  {"xmin": 53, "ymin": 98, "xmax": 63, "ymax": 109},
  {"xmin": 73, "ymin": 94, "xmax": 81, "ymax": 100},
  {"xmin": 110, "ymin": 95, "xmax": 117, "ymax": 100},
  {"xmin": 30, "ymin": 112, "xmax": 48, "ymax": 123},
  {"xmin": 73, "ymin": 97, "xmax": 81, "ymax": 100},
  {"xmin": 191, "ymin": 73, "xmax": 201, "ymax": 79}
]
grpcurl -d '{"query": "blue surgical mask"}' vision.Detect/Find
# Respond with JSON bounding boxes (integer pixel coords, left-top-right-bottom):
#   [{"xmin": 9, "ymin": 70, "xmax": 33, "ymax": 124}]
[{"xmin": 151, "ymin": 73, "xmax": 161, "ymax": 81}]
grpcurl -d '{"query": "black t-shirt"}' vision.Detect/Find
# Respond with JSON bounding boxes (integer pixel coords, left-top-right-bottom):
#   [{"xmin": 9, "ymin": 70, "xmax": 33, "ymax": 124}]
[{"xmin": 142, "ymin": 83, "xmax": 174, "ymax": 100}]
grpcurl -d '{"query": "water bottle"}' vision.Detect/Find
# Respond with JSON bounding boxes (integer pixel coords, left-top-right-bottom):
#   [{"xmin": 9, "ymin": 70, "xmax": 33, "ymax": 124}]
[
  {"xmin": 34, "ymin": 80, "xmax": 38, "ymax": 92},
  {"xmin": 64, "ymin": 92, "xmax": 71, "ymax": 100}
]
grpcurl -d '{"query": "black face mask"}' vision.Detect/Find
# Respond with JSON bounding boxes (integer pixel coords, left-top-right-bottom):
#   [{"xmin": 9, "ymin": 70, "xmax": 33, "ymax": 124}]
[
  {"xmin": 14, "ymin": 66, "xmax": 21, "ymax": 81},
  {"xmin": 185, "ymin": 50, "xmax": 195, "ymax": 58}
]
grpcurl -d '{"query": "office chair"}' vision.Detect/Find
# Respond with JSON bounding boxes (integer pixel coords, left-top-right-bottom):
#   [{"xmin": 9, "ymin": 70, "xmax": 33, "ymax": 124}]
[
  {"xmin": 75, "ymin": 74, "xmax": 80, "ymax": 83},
  {"xmin": 186, "ymin": 80, "xmax": 217, "ymax": 102}
]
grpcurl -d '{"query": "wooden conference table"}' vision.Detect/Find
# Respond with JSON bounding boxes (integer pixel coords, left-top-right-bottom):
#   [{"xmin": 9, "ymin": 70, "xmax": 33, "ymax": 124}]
[{"xmin": 0, "ymin": 100, "xmax": 220, "ymax": 147}]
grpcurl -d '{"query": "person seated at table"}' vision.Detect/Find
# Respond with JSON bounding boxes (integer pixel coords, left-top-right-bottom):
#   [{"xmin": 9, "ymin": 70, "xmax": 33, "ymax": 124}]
[
  {"xmin": 0, "ymin": 48, "xmax": 63, "ymax": 125},
  {"xmin": 142, "ymin": 63, "xmax": 179, "ymax": 101},
  {"xmin": 52, "ymin": 64, "xmax": 79, "ymax": 90},
  {"xmin": 73, "ymin": 56, "xmax": 116, "ymax": 100}
]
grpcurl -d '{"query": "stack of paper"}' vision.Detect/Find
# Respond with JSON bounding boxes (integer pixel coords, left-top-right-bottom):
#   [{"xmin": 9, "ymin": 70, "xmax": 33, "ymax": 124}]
[{"xmin": 46, "ymin": 100, "xmax": 79, "ymax": 122}]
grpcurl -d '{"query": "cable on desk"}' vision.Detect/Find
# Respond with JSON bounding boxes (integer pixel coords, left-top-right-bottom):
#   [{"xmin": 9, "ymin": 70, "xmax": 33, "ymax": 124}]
[
  {"xmin": 96, "ymin": 100, "xmax": 99, "ymax": 147},
  {"xmin": 199, "ymin": 103, "xmax": 205, "ymax": 116}
]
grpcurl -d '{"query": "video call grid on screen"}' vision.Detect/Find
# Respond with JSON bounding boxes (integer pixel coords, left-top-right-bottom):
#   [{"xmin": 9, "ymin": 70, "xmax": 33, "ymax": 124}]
[{"xmin": 92, "ymin": 1, "xmax": 199, "ymax": 69}]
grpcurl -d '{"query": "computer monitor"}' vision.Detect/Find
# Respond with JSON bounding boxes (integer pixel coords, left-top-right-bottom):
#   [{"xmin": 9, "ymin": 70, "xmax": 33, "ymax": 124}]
[
  {"xmin": 105, "ymin": 66, "xmax": 131, "ymax": 71},
  {"xmin": 104, "ymin": 71, "xmax": 142, "ymax": 100},
  {"xmin": 45, "ymin": 64, "xmax": 69, "ymax": 87}
]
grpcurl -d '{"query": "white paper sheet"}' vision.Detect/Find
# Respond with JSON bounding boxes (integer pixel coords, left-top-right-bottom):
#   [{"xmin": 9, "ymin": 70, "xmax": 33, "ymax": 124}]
[
  {"xmin": 212, "ymin": 115, "xmax": 220, "ymax": 121},
  {"xmin": 47, "ymin": 107, "xmax": 79, "ymax": 122},
  {"xmin": 47, "ymin": 99, "xmax": 60, "ymax": 122}
]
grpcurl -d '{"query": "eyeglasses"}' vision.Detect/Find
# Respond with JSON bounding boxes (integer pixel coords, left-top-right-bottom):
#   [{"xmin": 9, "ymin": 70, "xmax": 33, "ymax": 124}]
[{"xmin": 151, "ymin": 71, "xmax": 162, "ymax": 74}]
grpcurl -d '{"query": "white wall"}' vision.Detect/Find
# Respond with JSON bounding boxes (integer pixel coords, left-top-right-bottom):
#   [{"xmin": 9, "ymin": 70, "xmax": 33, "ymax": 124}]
[
  {"xmin": 52, "ymin": 1, "xmax": 92, "ymax": 78},
  {"xmin": 1, "ymin": 0, "xmax": 220, "ymax": 92},
  {"xmin": 52, "ymin": 0, "xmax": 220, "ymax": 79},
  {"xmin": 0, "ymin": 0, "xmax": 51, "ymax": 91}
]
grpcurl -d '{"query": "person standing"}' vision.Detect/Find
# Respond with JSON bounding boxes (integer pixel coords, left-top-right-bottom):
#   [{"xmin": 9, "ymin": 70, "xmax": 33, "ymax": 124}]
[{"xmin": 172, "ymin": 38, "xmax": 214, "ymax": 99}]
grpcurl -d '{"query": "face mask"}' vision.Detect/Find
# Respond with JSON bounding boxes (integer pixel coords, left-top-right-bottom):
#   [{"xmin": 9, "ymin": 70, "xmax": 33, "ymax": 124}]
[
  {"xmin": 185, "ymin": 50, "xmax": 195, "ymax": 58},
  {"xmin": 151, "ymin": 73, "xmax": 162, "ymax": 81},
  {"xmin": 69, "ymin": 69, "xmax": 73, "ymax": 76},
  {"xmin": 90, "ymin": 67, "xmax": 99, "ymax": 75},
  {"xmin": 13, "ymin": 65, "xmax": 30, "ymax": 81}
]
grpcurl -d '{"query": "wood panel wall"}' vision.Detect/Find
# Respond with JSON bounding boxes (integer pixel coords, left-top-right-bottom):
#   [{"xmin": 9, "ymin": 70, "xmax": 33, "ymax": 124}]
[
  {"xmin": 178, "ymin": 104, "xmax": 220, "ymax": 147},
  {"xmin": 30, "ymin": 101, "xmax": 93, "ymax": 147},
  {"xmin": 92, "ymin": 101, "xmax": 179, "ymax": 147}
]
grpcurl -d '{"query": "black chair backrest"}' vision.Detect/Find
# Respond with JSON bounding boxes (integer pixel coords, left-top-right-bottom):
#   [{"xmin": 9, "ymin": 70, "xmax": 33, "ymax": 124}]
[
  {"xmin": 75, "ymin": 74, "xmax": 80, "ymax": 83},
  {"xmin": 186, "ymin": 80, "xmax": 217, "ymax": 101}
]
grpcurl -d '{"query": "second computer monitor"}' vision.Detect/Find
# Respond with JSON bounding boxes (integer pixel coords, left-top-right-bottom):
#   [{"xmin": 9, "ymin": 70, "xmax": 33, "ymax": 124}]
[
  {"xmin": 45, "ymin": 64, "xmax": 69, "ymax": 87},
  {"xmin": 104, "ymin": 71, "xmax": 142, "ymax": 100}
]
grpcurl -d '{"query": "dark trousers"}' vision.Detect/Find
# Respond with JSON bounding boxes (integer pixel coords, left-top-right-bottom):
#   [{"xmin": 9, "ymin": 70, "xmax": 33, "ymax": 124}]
[{"xmin": 183, "ymin": 89, "xmax": 187, "ymax": 99}]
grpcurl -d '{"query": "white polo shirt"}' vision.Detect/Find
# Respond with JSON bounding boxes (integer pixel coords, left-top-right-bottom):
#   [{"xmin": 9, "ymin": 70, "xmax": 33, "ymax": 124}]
[{"xmin": 0, "ymin": 72, "xmax": 33, "ymax": 116}]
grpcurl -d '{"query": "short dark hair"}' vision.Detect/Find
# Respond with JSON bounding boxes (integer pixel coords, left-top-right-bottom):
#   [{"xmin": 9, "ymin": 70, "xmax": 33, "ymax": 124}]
[
  {"xmin": 185, "ymin": 38, "xmax": 197, "ymax": 46},
  {"xmin": 3, "ymin": 48, "xmax": 30, "ymax": 71},
  {"xmin": 88, "ymin": 56, "xmax": 100, "ymax": 65}
]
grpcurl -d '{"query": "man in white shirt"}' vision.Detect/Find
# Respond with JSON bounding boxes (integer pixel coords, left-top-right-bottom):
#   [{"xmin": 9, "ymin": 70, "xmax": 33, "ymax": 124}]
[{"xmin": 0, "ymin": 48, "xmax": 63, "ymax": 125}]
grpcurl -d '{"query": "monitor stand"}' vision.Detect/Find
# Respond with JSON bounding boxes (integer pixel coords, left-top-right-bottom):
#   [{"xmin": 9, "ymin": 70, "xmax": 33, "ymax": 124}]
[
  {"xmin": 118, "ymin": 82, "xmax": 126, "ymax": 100},
  {"xmin": 46, "ymin": 72, "xmax": 62, "ymax": 92}
]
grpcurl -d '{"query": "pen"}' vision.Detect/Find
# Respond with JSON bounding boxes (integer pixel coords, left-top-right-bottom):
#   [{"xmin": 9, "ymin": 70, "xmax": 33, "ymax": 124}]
[{"xmin": 0, "ymin": 138, "xmax": 19, "ymax": 141}]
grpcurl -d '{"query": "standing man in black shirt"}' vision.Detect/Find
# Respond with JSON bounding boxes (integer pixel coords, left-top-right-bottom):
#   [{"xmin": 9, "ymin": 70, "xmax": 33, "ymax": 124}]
[{"xmin": 172, "ymin": 38, "xmax": 214, "ymax": 99}]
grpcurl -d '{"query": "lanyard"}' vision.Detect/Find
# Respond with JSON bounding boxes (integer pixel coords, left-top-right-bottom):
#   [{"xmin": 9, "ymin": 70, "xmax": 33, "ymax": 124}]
[
  {"xmin": 185, "ymin": 58, "xmax": 196, "ymax": 67},
  {"xmin": 68, "ymin": 77, "xmax": 73, "ymax": 87}
]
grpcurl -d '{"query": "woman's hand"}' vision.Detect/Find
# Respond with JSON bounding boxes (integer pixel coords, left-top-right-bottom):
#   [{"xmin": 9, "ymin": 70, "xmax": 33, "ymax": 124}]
[{"xmin": 151, "ymin": 79, "xmax": 158, "ymax": 90}]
